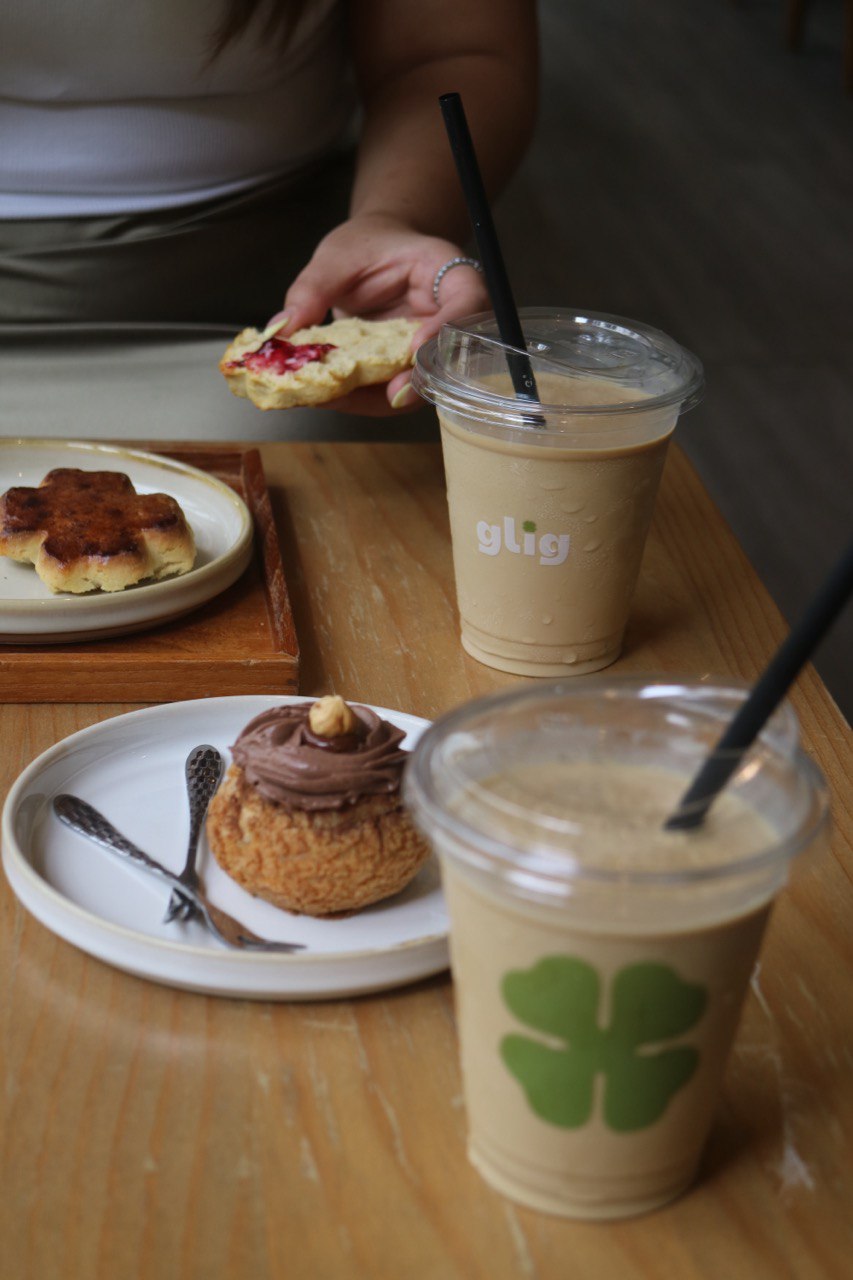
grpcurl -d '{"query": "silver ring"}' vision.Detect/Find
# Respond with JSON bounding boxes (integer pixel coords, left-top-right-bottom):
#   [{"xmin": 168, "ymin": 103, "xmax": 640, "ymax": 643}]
[{"xmin": 432, "ymin": 256, "xmax": 483, "ymax": 306}]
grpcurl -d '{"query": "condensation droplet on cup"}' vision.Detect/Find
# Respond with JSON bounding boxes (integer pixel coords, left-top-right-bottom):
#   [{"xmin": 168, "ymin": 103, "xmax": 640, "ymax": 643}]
[
  {"xmin": 561, "ymin": 500, "xmax": 585, "ymax": 514},
  {"xmin": 541, "ymin": 615, "xmax": 553, "ymax": 626},
  {"xmin": 583, "ymin": 539, "xmax": 602, "ymax": 553},
  {"xmin": 563, "ymin": 652, "xmax": 579, "ymax": 664}
]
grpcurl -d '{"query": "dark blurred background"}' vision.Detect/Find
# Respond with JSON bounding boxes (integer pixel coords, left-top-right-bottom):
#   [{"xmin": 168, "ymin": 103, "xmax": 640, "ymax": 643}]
[{"xmin": 494, "ymin": 0, "xmax": 852, "ymax": 721}]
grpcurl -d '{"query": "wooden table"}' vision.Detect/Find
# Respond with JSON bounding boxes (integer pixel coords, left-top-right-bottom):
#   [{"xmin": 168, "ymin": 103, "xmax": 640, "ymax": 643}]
[{"xmin": 2, "ymin": 442, "xmax": 850, "ymax": 1280}]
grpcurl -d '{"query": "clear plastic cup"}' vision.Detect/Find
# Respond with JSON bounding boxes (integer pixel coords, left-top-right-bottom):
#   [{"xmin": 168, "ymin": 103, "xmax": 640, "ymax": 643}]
[
  {"xmin": 404, "ymin": 677, "xmax": 829, "ymax": 1219},
  {"xmin": 412, "ymin": 308, "xmax": 703, "ymax": 676}
]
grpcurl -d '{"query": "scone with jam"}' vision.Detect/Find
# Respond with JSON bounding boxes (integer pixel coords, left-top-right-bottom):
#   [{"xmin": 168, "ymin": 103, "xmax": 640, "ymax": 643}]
[{"xmin": 220, "ymin": 316, "xmax": 419, "ymax": 410}]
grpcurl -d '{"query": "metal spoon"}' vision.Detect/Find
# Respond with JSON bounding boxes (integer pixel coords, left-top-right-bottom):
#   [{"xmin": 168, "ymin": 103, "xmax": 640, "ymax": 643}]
[
  {"xmin": 163, "ymin": 744, "xmax": 223, "ymax": 924},
  {"xmin": 53, "ymin": 793, "xmax": 305, "ymax": 953}
]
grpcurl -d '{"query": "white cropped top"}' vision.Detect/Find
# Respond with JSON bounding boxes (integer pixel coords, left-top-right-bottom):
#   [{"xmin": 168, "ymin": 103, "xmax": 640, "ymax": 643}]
[{"xmin": 0, "ymin": 0, "xmax": 354, "ymax": 216}]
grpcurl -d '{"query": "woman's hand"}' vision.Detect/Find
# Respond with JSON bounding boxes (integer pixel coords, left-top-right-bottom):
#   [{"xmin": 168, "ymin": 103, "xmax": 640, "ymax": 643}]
[
  {"xmin": 268, "ymin": 213, "xmax": 490, "ymax": 415},
  {"xmin": 267, "ymin": 0, "xmax": 537, "ymax": 416}
]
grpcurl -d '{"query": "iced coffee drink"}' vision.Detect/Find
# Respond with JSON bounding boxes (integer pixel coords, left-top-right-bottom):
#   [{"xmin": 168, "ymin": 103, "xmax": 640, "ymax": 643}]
[
  {"xmin": 405, "ymin": 679, "xmax": 829, "ymax": 1219},
  {"xmin": 412, "ymin": 309, "xmax": 703, "ymax": 676}
]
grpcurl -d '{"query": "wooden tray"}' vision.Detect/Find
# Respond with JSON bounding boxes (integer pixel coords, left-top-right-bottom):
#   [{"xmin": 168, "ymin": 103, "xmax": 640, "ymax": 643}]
[{"xmin": 0, "ymin": 445, "xmax": 298, "ymax": 703}]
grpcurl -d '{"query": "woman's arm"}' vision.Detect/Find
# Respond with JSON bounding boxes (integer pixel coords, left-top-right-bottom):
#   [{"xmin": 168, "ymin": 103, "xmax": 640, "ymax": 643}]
[
  {"xmin": 275, "ymin": 0, "xmax": 538, "ymax": 413},
  {"xmin": 347, "ymin": 0, "xmax": 539, "ymax": 239}
]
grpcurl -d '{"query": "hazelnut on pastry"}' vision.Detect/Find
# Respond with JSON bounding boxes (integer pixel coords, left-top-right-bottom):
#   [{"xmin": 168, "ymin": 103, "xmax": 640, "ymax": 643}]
[{"xmin": 309, "ymin": 695, "xmax": 358, "ymax": 738}]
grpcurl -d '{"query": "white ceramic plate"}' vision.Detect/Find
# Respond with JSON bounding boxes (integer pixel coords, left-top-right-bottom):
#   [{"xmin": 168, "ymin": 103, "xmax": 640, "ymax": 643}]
[
  {"xmin": 2, "ymin": 695, "xmax": 448, "ymax": 1000},
  {"xmin": 0, "ymin": 439, "xmax": 253, "ymax": 642}
]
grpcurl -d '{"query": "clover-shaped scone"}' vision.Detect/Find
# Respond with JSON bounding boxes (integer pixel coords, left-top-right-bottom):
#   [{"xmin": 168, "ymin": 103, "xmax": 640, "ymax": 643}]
[
  {"xmin": 0, "ymin": 469, "xmax": 196, "ymax": 594},
  {"xmin": 220, "ymin": 316, "xmax": 419, "ymax": 410}
]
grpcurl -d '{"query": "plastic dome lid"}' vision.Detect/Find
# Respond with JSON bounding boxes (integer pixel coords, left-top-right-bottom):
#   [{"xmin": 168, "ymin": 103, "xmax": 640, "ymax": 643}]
[{"xmin": 413, "ymin": 307, "xmax": 704, "ymax": 430}]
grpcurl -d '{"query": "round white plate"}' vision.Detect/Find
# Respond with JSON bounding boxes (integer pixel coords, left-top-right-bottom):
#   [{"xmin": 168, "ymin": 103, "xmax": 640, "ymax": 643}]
[
  {"xmin": 0, "ymin": 439, "xmax": 253, "ymax": 642},
  {"xmin": 2, "ymin": 695, "xmax": 449, "ymax": 1000}
]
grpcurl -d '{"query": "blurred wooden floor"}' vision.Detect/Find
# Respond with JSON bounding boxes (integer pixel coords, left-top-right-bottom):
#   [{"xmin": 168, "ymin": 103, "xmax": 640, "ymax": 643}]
[{"xmin": 496, "ymin": 0, "xmax": 852, "ymax": 721}]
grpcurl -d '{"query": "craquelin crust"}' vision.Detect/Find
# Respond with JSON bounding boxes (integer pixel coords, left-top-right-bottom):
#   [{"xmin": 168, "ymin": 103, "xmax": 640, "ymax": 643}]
[
  {"xmin": 206, "ymin": 763, "xmax": 432, "ymax": 916},
  {"xmin": 219, "ymin": 316, "xmax": 420, "ymax": 410}
]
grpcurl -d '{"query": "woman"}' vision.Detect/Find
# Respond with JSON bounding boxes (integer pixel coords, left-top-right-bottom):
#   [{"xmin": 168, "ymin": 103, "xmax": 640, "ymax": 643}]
[{"xmin": 0, "ymin": 0, "xmax": 538, "ymax": 422}]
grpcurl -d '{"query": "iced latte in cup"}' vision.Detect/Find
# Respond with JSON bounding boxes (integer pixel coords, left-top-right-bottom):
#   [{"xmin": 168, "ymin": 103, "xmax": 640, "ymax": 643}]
[
  {"xmin": 405, "ymin": 679, "xmax": 828, "ymax": 1219},
  {"xmin": 412, "ymin": 309, "xmax": 703, "ymax": 676}
]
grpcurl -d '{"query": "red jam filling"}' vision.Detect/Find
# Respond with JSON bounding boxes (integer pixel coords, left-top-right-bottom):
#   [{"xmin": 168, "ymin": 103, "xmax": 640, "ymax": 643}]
[{"xmin": 232, "ymin": 338, "xmax": 336, "ymax": 376}]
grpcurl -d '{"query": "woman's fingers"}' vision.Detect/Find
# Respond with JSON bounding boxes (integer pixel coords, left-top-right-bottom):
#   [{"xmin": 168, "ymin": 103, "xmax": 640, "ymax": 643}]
[{"xmin": 258, "ymin": 216, "xmax": 493, "ymax": 414}]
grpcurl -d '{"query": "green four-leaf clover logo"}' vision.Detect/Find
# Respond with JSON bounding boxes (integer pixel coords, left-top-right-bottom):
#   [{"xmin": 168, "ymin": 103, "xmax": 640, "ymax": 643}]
[{"xmin": 500, "ymin": 956, "xmax": 707, "ymax": 1132}]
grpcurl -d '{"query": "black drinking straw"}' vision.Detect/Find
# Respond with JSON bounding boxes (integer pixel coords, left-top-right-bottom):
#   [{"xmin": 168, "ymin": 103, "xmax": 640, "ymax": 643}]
[
  {"xmin": 665, "ymin": 534, "xmax": 853, "ymax": 830},
  {"xmin": 439, "ymin": 92, "xmax": 542, "ymax": 413}
]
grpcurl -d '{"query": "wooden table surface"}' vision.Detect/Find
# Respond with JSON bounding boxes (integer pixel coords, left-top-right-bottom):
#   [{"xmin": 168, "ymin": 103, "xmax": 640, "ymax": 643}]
[{"xmin": 2, "ymin": 442, "xmax": 851, "ymax": 1280}]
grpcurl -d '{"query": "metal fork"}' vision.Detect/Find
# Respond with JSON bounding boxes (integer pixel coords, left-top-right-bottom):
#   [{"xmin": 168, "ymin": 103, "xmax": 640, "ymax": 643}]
[
  {"xmin": 163, "ymin": 744, "xmax": 223, "ymax": 924},
  {"xmin": 53, "ymin": 793, "xmax": 305, "ymax": 953}
]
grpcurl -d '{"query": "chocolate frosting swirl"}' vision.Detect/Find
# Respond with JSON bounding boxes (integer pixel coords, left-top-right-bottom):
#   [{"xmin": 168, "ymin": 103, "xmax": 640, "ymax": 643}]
[{"xmin": 231, "ymin": 703, "xmax": 409, "ymax": 811}]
